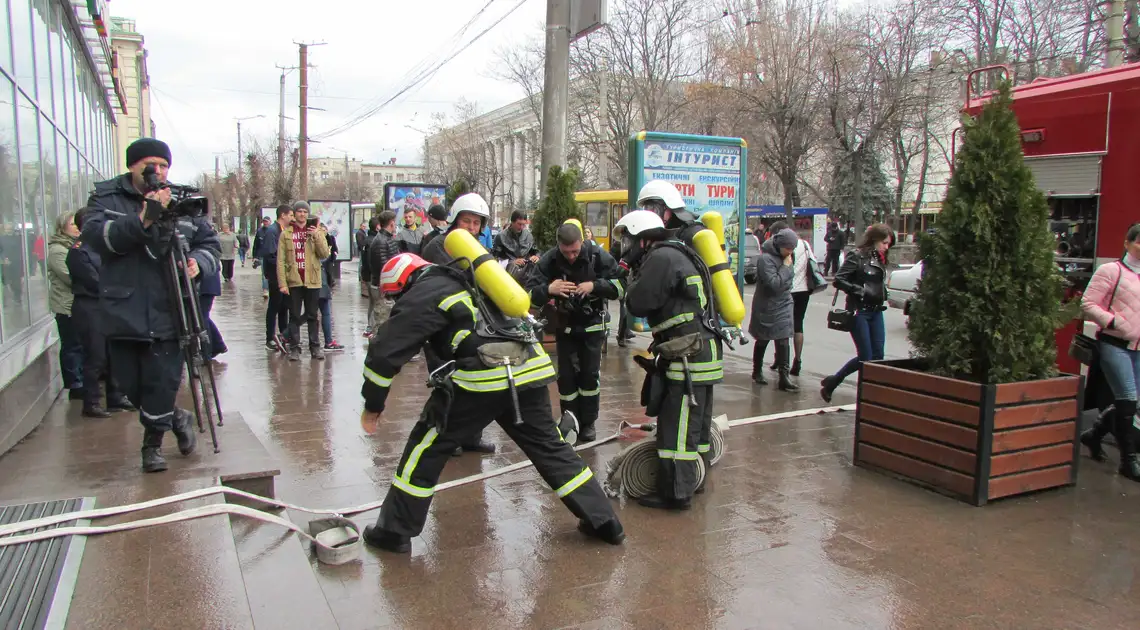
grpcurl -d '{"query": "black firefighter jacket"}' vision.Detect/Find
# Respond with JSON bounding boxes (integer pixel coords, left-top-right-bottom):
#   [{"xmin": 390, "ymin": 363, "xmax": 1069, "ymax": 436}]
[
  {"xmin": 626, "ymin": 240, "xmax": 723, "ymax": 385},
  {"xmin": 82, "ymin": 174, "xmax": 221, "ymax": 341},
  {"xmin": 527, "ymin": 242, "xmax": 623, "ymax": 334},
  {"xmin": 361, "ymin": 268, "xmax": 555, "ymax": 412}
]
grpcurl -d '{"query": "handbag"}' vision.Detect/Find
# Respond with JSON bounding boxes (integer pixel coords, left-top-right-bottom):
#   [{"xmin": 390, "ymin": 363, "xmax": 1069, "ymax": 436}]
[
  {"xmin": 827, "ymin": 288, "xmax": 854, "ymax": 332},
  {"xmin": 1070, "ymin": 261, "xmax": 1127, "ymax": 366},
  {"xmin": 807, "ymin": 263, "xmax": 828, "ymax": 294}
]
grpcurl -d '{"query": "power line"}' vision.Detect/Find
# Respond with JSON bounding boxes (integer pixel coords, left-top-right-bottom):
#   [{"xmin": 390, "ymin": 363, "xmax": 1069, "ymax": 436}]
[
  {"xmin": 312, "ymin": 0, "xmax": 528, "ymax": 142},
  {"xmin": 150, "ymin": 82, "xmax": 455, "ymax": 104}
]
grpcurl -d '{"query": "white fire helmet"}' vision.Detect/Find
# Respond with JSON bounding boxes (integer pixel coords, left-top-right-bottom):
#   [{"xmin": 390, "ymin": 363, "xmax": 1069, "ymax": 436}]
[
  {"xmin": 637, "ymin": 180, "xmax": 686, "ymax": 211},
  {"xmin": 447, "ymin": 193, "xmax": 491, "ymax": 226},
  {"xmin": 614, "ymin": 210, "xmax": 666, "ymax": 238}
]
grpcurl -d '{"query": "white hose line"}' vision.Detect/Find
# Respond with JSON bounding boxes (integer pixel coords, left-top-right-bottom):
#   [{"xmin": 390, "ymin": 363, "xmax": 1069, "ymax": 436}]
[{"xmin": 727, "ymin": 404, "xmax": 855, "ymax": 428}]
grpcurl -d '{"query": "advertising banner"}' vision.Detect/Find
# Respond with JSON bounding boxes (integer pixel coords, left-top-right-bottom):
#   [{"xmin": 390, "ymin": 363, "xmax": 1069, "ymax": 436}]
[
  {"xmin": 307, "ymin": 200, "xmax": 352, "ymax": 261},
  {"xmin": 384, "ymin": 183, "xmax": 447, "ymax": 231},
  {"xmin": 628, "ymin": 132, "xmax": 748, "ymax": 290}
]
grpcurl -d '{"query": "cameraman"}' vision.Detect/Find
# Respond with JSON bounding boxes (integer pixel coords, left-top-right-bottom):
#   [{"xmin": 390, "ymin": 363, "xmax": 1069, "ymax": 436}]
[{"xmin": 82, "ymin": 138, "xmax": 221, "ymax": 473}]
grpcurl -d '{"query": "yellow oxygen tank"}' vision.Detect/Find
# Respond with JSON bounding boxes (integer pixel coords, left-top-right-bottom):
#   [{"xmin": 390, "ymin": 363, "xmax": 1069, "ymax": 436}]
[
  {"xmin": 444, "ymin": 229, "xmax": 532, "ymax": 318},
  {"xmin": 700, "ymin": 212, "xmax": 726, "ymax": 250},
  {"xmin": 692, "ymin": 229, "xmax": 746, "ymax": 328}
]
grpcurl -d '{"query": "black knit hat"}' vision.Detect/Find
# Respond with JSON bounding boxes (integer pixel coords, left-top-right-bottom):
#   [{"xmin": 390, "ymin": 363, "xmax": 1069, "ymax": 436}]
[
  {"xmin": 428, "ymin": 204, "xmax": 447, "ymax": 221},
  {"xmin": 126, "ymin": 138, "xmax": 172, "ymax": 167}
]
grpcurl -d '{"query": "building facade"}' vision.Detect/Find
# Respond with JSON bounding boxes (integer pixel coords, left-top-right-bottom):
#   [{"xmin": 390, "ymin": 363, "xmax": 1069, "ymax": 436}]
[
  {"xmin": 109, "ymin": 16, "xmax": 152, "ymax": 173},
  {"xmin": 0, "ymin": 0, "xmax": 124, "ymax": 453}
]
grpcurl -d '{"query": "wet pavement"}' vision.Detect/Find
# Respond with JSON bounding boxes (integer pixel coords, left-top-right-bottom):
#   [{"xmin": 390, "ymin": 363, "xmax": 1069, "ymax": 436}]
[{"xmin": 0, "ymin": 261, "xmax": 1137, "ymax": 629}]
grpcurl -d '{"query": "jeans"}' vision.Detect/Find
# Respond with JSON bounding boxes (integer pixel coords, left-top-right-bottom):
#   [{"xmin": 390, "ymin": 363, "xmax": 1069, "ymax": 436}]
[
  {"xmin": 238, "ymin": 249, "xmax": 247, "ymax": 264},
  {"xmin": 831, "ymin": 309, "xmax": 886, "ymax": 386},
  {"xmin": 1099, "ymin": 340, "xmax": 1140, "ymax": 401},
  {"xmin": 265, "ymin": 265, "xmax": 289, "ymax": 343},
  {"xmin": 287, "ymin": 286, "xmax": 321, "ymax": 349},
  {"xmin": 55, "ymin": 314, "xmax": 84, "ymax": 390},
  {"xmin": 319, "ymin": 298, "xmax": 333, "ymax": 345}
]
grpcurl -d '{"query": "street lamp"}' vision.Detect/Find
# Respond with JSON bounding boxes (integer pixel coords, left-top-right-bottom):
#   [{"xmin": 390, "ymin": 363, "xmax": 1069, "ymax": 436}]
[{"xmin": 234, "ymin": 115, "xmax": 266, "ymax": 173}]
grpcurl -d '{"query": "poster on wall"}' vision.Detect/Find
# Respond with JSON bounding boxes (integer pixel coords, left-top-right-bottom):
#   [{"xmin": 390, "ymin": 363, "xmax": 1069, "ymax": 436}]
[
  {"xmin": 307, "ymin": 200, "xmax": 353, "ymax": 261},
  {"xmin": 384, "ymin": 183, "xmax": 447, "ymax": 230},
  {"xmin": 628, "ymin": 132, "xmax": 748, "ymax": 290}
]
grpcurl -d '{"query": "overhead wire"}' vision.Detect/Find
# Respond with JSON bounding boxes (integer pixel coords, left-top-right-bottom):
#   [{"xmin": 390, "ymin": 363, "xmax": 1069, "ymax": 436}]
[{"xmin": 310, "ymin": 0, "xmax": 528, "ymax": 142}]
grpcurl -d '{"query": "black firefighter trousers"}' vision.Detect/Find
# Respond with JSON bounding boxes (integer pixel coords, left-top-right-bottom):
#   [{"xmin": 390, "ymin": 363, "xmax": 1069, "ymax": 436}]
[
  {"xmin": 108, "ymin": 338, "xmax": 183, "ymax": 432},
  {"xmin": 375, "ymin": 386, "xmax": 617, "ymax": 537},
  {"xmin": 556, "ymin": 329, "xmax": 605, "ymax": 431},
  {"xmin": 656, "ymin": 382, "xmax": 714, "ymax": 501}
]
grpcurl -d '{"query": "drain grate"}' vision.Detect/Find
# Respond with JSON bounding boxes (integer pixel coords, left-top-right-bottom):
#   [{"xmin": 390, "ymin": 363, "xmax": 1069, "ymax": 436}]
[{"xmin": 0, "ymin": 498, "xmax": 94, "ymax": 630}]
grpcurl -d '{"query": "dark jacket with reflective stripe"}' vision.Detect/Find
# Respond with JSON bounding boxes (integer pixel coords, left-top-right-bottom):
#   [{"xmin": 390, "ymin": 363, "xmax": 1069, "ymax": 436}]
[
  {"xmin": 625, "ymin": 241, "xmax": 723, "ymax": 384},
  {"xmin": 82, "ymin": 174, "xmax": 221, "ymax": 341},
  {"xmin": 528, "ymin": 241, "xmax": 623, "ymax": 332},
  {"xmin": 361, "ymin": 268, "xmax": 555, "ymax": 412}
]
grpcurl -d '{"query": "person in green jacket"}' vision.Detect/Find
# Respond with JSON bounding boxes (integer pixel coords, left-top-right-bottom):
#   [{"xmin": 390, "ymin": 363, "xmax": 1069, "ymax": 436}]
[{"xmin": 47, "ymin": 211, "xmax": 84, "ymax": 398}]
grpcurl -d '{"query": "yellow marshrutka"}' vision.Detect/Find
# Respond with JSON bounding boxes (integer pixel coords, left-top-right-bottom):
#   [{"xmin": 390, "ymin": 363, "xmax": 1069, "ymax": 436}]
[
  {"xmin": 444, "ymin": 229, "xmax": 532, "ymax": 318},
  {"xmin": 692, "ymin": 229, "xmax": 746, "ymax": 327}
]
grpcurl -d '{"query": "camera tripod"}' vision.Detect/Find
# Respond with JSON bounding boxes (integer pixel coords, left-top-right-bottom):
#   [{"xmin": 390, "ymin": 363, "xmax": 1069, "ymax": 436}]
[{"xmin": 164, "ymin": 229, "xmax": 223, "ymax": 453}]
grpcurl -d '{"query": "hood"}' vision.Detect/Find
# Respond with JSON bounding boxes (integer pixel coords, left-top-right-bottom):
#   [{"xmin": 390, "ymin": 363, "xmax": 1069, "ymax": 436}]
[
  {"xmin": 49, "ymin": 233, "xmax": 75, "ymax": 249},
  {"xmin": 761, "ymin": 238, "xmax": 782, "ymax": 257}
]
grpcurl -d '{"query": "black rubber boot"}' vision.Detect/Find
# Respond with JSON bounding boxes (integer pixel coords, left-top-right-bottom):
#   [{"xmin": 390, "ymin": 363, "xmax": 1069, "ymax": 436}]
[
  {"xmin": 577, "ymin": 423, "xmax": 597, "ymax": 444},
  {"xmin": 776, "ymin": 343, "xmax": 798, "ymax": 391},
  {"xmin": 82, "ymin": 405, "xmax": 112, "ymax": 418},
  {"xmin": 752, "ymin": 340, "xmax": 769, "ymax": 385},
  {"xmin": 141, "ymin": 429, "xmax": 167, "ymax": 473},
  {"xmin": 171, "ymin": 409, "xmax": 197, "ymax": 456},
  {"xmin": 362, "ymin": 525, "xmax": 411, "ymax": 553},
  {"xmin": 577, "ymin": 519, "xmax": 626, "ymax": 545},
  {"xmin": 106, "ymin": 396, "xmax": 137, "ymax": 413},
  {"xmin": 1113, "ymin": 400, "xmax": 1140, "ymax": 482},
  {"xmin": 778, "ymin": 368, "xmax": 799, "ymax": 392},
  {"xmin": 1080, "ymin": 405, "xmax": 1115, "ymax": 462}
]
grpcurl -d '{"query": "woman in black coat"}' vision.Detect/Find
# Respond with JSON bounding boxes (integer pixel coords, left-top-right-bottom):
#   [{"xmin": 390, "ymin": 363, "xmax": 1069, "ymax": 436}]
[{"xmin": 748, "ymin": 228, "xmax": 800, "ymax": 391}]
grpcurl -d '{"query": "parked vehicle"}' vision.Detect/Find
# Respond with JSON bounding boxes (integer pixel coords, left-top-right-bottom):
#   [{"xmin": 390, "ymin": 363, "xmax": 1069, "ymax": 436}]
[
  {"xmin": 743, "ymin": 232, "xmax": 761, "ymax": 284},
  {"xmin": 887, "ymin": 260, "xmax": 923, "ymax": 315}
]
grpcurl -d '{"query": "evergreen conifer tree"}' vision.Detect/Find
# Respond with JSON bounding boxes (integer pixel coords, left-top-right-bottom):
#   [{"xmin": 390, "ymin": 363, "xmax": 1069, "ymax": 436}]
[
  {"xmin": 908, "ymin": 82, "xmax": 1062, "ymax": 384},
  {"xmin": 445, "ymin": 178, "xmax": 470, "ymax": 209},
  {"xmin": 532, "ymin": 166, "xmax": 584, "ymax": 251}
]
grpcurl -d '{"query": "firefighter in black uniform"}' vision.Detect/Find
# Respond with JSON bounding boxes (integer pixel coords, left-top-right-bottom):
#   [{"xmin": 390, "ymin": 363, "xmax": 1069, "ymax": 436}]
[
  {"xmin": 419, "ymin": 193, "xmax": 499, "ymax": 455},
  {"xmin": 637, "ymin": 180, "xmax": 703, "ymax": 247},
  {"xmin": 82, "ymin": 138, "xmax": 221, "ymax": 473},
  {"xmin": 616, "ymin": 210, "xmax": 723, "ymax": 510},
  {"xmin": 68, "ymin": 208, "xmax": 135, "ymax": 418},
  {"xmin": 359, "ymin": 252, "xmax": 625, "ymax": 553},
  {"xmin": 527, "ymin": 223, "xmax": 623, "ymax": 443}
]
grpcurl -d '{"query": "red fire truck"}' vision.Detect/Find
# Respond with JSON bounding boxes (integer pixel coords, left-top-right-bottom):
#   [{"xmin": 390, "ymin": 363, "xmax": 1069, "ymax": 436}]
[{"xmin": 964, "ymin": 63, "xmax": 1140, "ymax": 374}]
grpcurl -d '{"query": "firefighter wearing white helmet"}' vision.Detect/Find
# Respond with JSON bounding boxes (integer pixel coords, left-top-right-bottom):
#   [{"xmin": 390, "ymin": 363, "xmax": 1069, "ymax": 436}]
[
  {"xmin": 616, "ymin": 210, "xmax": 723, "ymax": 510},
  {"xmin": 637, "ymin": 180, "xmax": 702, "ymax": 247},
  {"xmin": 419, "ymin": 191, "xmax": 496, "ymax": 454}
]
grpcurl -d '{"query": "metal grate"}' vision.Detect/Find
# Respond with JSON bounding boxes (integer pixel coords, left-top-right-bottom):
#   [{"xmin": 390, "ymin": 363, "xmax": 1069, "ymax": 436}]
[{"xmin": 0, "ymin": 498, "xmax": 94, "ymax": 630}]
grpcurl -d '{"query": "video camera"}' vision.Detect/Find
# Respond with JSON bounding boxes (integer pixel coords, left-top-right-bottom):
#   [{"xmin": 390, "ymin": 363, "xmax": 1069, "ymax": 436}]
[{"xmin": 142, "ymin": 164, "xmax": 208, "ymax": 219}]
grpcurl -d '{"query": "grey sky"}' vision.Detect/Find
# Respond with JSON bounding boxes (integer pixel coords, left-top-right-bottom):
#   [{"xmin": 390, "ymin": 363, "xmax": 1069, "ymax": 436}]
[{"xmin": 109, "ymin": 0, "xmax": 545, "ymax": 181}]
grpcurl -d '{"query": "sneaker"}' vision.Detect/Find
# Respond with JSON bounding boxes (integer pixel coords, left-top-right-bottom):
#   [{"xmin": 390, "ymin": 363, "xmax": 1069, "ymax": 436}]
[
  {"xmin": 266, "ymin": 341, "xmax": 278, "ymax": 350},
  {"xmin": 288, "ymin": 347, "xmax": 302, "ymax": 361},
  {"xmin": 363, "ymin": 331, "xmax": 373, "ymax": 339},
  {"xmin": 311, "ymin": 347, "xmax": 325, "ymax": 360},
  {"xmin": 324, "ymin": 341, "xmax": 345, "ymax": 351}
]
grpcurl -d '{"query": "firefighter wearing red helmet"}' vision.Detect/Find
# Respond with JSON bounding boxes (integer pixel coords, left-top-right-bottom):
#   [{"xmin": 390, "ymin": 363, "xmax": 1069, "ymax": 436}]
[{"xmin": 358, "ymin": 252, "xmax": 625, "ymax": 553}]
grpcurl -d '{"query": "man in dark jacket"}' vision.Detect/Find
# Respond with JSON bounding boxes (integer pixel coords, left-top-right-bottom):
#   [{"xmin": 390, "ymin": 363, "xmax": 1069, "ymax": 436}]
[
  {"xmin": 492, "ymin": 211, "xmax": 539, "ymax": 264},
  {"xmin": 68, "ymin": 207, "xmax": 135, "ymax": 419},
  {"xmin": 823, "ymin": 221, "xmax": 845, "ymax": 276},
  {"xmin": 367, "ymin": 211, "xmax": 400, "ymax": 335},
  {"xmin": 419, "ymin": 204, "xmax": 448, "ymax": 252},
  {"xmin": 262, "ymin": 205, "xmax": 292, "ymax": 348},
  {"xmin": 358, "ymin": 217, "xmax": 379, "ymax": 298},
  {"xmin": 527, "ymin": 223, "xmax": 623, "ymax": 443},
  {"xmin": 81, "ymin": 138, "xmax": 220, "ymax": 473}
]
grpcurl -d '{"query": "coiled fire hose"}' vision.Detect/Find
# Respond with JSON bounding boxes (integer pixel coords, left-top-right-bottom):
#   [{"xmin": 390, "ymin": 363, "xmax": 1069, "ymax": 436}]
[{"xmin": 0, "ymin": 406, "xmax": 851, "ymax": 564}]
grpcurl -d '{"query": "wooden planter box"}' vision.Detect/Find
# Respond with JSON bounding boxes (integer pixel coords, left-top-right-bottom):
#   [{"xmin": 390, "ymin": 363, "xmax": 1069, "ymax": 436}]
[{"xmin": 853, "ymin": 359, "xmax": 1084, "ymax": 506}]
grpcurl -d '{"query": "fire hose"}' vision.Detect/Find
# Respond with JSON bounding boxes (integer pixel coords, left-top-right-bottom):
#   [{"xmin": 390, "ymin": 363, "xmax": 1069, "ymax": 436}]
[{"xmin": 0, "ymin": 405, "xmax": 852, "ymax": 565}]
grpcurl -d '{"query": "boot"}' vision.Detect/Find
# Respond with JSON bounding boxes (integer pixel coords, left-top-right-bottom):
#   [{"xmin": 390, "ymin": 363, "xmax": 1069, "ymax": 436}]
[
  {"xmin": 778, "ymin": 368, "xmax": 799, "ymax": 392},
  {"xmin": 81, "ymin": 405, "xmax": 112, "ymax": 419},
  {"xmin": 577, "ymin": 422, "xmax": 597, "ymax": 444},
  {"xmin": 1113, "ymin": 400, "xmax": 1140, "ymax": 482},
  {"xmin": 171, "ymin": 408, "xmax": 197, "ymax": 456},
  {"xmin": 577, "ymin": 519, "xmax": 626, "ymax": 545},
  {"xmin": 460, "ymin": 441, "xmax": 496, "ymax": 454},
  {"xmin": 776, "ymin": 343, "xmax": 798, "ymax": 391},
  {"xmin": 310, "ymin": 346, "xmax": 325, "ymax": 360},
  {"xmin": 141, "ymin": 429, "xmax": 167, "ymax": 473},
  {"xmin": 106, "ymin": 395, "xmax": 137, "ymax": 413},
  {"xmin": 752, "ymin": 372, "xmax": 768, "ymax": 386},
  {"xmin": 752, "ymin": 341, "xmax": 769, "ymax": 385},
  {"xmin": 789, "ymin": 359, "xmax": 802, "ymax": 376},
  {"xmin": 362, "ymin": 525, "xmax": 411, "ymax": 554},
  {"xmin": 288, "ymin": 346, "xmax": 302, "ymax": 361},
  {"xmin": 820, "ymin": 375, "xmax": 837, "ymax": 403},
  {"xmin": 1080, "ymin": 405, "xmax": 1115, "ymax": 462}
]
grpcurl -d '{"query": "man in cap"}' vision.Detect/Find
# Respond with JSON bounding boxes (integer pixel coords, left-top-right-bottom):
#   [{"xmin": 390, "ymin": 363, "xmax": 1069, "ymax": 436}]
[
  {"xmin": 81, "ymin": 138, "xmax": 220, "ymax": 473},
  {"xmin": 419, "ymin": 204, "xmax": 449, "ymax": 251}
]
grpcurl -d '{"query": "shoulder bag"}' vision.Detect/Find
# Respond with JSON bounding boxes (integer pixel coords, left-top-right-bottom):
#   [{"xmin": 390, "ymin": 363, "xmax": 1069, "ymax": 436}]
[{"xmin": 827, "ymin": 288, "xmax": 855, "ymax": 332}]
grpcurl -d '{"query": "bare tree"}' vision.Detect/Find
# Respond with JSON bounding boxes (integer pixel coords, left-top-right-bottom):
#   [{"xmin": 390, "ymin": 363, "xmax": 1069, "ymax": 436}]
[
  {"xmin": 423, "ymin": 99, "xmax": 514, "ymax": 216},
  {"xmin": 489, "ymin": 35, "xmax": 545, "ymax": 126}
]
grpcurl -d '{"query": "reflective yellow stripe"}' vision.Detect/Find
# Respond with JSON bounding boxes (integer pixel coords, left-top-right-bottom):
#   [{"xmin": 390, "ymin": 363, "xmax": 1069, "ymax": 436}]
[
  {"xmin": 450, "ymin": 329, "xmax": 471, "ymax": 351},
  {"xmin": 583, "ymin": 323, "xmax": 606, "ymax": 332},
  {"xmin": 578, "ymin": 387, "xmax": 600, "ymax": 397},
  {"xmin": 438, "ymin": 291, "xmax": 478, "ymax": 319},
  {"xmin": 613, "ymin": 278, "xmax": 625, "ymax": 299},
  {"xmin": 453, "ymin": 355, "xmax": 552, "ymax": 382},
  {"xmin": 560, "ymin": 392, "xmax": 579, "ymax": 401},
  {"xmin": 666, "ymin": 369, "xmax": 723, "ymax": 382},
  {"xmin": 676, "ymin": 394, "xmax": 690, "ymax": 459},
  {"xmin": 392, "ymin": 476, "xmax": 434, "ymax": 498},
  {"xmin": 363, "ymin": 366, "xmax": 392, "ymax": 388},
  {"xmin": 651, "ymin": 312, "xmax": 694, "ymax": 333},
  {"xmin": 454, "ymin": 365, "xmax": 557, "ymax": 392},
  {"xmin": 554, "ymin": 467, "xmax": 594, "ymax": 498},
  {"xmin": 399, "ymin": 427, "xmax": 438, "ymax": 482},
  {"xmin": 686, "ymin": 276, "xmax": 706, "ymax": 310},
  {"xmin": 697, "ymin": 444, "xmax": 710, "ymax": 453},
  {"xmin": 657, "ymin": 449, "xmax": 701, "ymax": 461}
]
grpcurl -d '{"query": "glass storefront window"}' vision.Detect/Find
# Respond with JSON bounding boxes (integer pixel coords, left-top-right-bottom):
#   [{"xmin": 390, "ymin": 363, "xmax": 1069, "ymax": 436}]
[
  {"xmin": 30, "ymin": 0, "xmax": 50, "ymax": 105},
  {"xmin": 0, "ymin": 78, "xmax": 23, "ymax": 342},
  {"xmin": 69, "ymin": 144, "xmax": 80, "ymax": 208},
  {"xmin": 55, "ymin": 129, "xmax": 68, "ymax": 213},
  {"xmin": 10, "ymin": 0, "xmax": 33, "ymax": 88},
  {"xmin": 16, "ymin": 92, "xmax": 46, "ymax": 325},
  {"xmin": 39, "ymin": 113, "xmax": 56, "ymax": 225},
  {"xmin": 0, "ymin": 0, "xmax": 12, "ymax": 74},
  {"xmin": 59, "ymin": 27, "xmax": 71, "ymax": 137},
  {"xmin": 47, "ymin": 0, "xmax": 64, "ymax": 124},
  {"xmin": 67, "ymin": 37, "xmax": 78, "ymax": 140}
]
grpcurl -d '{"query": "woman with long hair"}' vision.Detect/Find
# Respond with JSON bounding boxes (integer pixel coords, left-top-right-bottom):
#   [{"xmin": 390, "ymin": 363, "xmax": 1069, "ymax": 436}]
[
  {"xmin": 820, "ymin": 224, "xmax": 893, "ymax": 402},
  {"xmin": 1079, "ymin": 223, "xmax": 1140, "ymax": 481}
]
